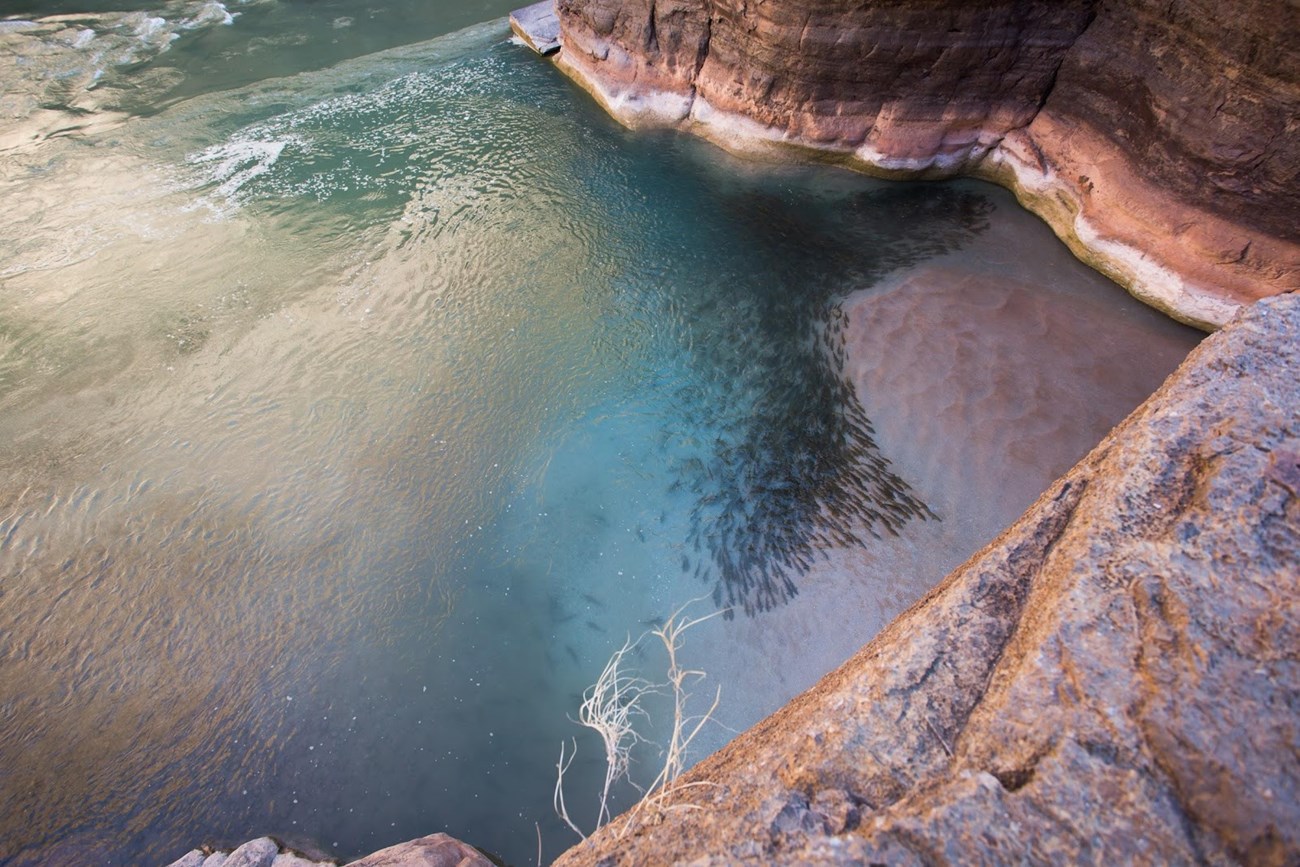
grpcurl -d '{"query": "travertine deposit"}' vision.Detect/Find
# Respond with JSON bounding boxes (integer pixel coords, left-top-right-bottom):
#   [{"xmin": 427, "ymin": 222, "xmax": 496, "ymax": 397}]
[
  {"xmin": 551, "ymin": 0, "xmax": 1300, "ymax": 329},
  {"xmin": 552, "ymin": 292, "xmax": 1300, "ymax": 865}
]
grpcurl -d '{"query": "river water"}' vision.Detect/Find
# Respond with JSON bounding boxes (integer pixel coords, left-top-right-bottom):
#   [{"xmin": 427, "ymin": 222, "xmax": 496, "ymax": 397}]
[{"xmin": 0, "ymin": 3, "xmax": 1200, "ymax": 865}]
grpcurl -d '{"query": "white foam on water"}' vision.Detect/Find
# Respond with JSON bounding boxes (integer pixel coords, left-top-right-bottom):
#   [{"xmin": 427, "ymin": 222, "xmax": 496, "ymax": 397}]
[
  {"xmin": 171, "ymin": 32, "xmax": 514, "ymax": 218},
  {"xmin": 182, "ymin": 2, "xmax": 237, "ymax": 29},
  {"xmin": 187, "ymin": 134, "xmax": 304, "ymax": 215},
  {"xmin": 0, "ymin": 0, "xmax": 256, "ymax": 141}
]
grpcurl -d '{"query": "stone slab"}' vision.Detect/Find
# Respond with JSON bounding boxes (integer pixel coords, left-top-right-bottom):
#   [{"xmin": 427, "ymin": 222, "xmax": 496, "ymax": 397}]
[{"xmin": 509, "ymin": 1, "xmax": 561, "ymax": 55}]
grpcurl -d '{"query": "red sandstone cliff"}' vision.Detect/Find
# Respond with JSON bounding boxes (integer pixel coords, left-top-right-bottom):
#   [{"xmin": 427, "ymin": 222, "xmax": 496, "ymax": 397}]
[{"xmin": 551, "ymin": 0, "xmax": 1300, "ymax": 329}]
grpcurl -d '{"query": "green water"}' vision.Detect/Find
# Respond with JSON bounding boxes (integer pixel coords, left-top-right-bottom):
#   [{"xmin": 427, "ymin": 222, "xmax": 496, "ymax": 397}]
[{"xmin": 0, "ymin": 3, "xmax": 1200, "ymax": 865}]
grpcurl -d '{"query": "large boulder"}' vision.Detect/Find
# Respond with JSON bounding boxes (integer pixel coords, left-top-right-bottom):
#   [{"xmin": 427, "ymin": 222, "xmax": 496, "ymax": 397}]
[{"xmin": 554, "ymin": 293, "xmax": 1299, "ymax": 864}]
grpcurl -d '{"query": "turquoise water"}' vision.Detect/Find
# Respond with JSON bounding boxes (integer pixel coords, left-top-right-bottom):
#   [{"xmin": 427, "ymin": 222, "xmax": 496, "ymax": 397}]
[{"xmin": 0, "ymin": 3, "xmax": 1200, "ymax": 865}]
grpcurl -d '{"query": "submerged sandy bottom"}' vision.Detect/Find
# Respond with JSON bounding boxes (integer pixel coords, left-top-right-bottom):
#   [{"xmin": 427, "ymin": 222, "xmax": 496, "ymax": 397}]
[{"xmin": 677, "ymin": 195, "xmax": 1197, "ymax": 759}]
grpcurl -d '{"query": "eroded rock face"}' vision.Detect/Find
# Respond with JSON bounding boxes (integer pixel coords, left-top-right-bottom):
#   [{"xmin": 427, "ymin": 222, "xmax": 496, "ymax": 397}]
[
  {"xmin": 551, "ymin": 0, "xmax": 1300, "ymax": 328},
  {"xmin": 553, "ymin": 294, "xmax": 1300, "ymax": 865},
  {"xmin": 557, "ymin": 0, "xmax": 1092, "ymax": 149},
  {"xmin": 986, "ymin": 0, "xmax": 1300, "ymax": 330}
]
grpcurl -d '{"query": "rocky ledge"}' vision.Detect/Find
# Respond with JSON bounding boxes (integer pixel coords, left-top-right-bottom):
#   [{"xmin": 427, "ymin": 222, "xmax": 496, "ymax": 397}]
[
  {"xmin": 549, "ymin": 292, "xmax": 1299, "ymax": 863},
  {"xmin": 549, "ymin": 0, "xmax": 1299, "ymax": 330}
]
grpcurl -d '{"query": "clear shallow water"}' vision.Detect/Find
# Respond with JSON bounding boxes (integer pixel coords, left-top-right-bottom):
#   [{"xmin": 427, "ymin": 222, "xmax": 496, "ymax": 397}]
[{"xmin": 0, "ymin": 4, "xmax": 1201, "ymax": 865}]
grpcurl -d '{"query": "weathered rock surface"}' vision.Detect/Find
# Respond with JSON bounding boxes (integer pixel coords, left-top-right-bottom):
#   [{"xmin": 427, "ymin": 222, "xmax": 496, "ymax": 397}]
[
  {"xmin": 510, "ymin": 0, "xmax": 562, "ymax": 55},
  {"xmin": 346, "ymin": 834, "xmax": 493, "ymax": 867},
  {"xmin": 550, "ymin": 0, "xmax": 1300, "ymax": 328},
  {"xmin": 553, "ymin": 293, "xmax": 1300, "ymax": 864},
  {"xmin": 167, "ymin": 837, "xmax": 327, "ymax": 867},
  {"xmin": 165, "ymin": 833, "xmax": 491, "ymax": 867}
]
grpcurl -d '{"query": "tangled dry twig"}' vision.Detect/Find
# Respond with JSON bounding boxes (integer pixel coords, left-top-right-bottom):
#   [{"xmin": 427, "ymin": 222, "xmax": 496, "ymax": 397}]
[{"xmin": 553, "ymin": 599, "xmax": 726, "ymax": 839}]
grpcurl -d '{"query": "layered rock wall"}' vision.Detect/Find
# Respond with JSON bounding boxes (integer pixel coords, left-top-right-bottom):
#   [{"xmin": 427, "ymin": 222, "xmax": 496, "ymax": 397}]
[
  {"xmin": 552, "ymin": 0, "xmax": 1300, "ymax": 329},
  {"xmin": 556, "ymin": 0, "xmax": 1092, "ymax": 153}
]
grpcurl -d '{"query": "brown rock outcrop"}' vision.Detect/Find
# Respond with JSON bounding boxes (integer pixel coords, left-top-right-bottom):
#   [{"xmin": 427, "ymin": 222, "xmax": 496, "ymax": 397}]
[
  {"xmin": 553, "ymin": 293, "xmax": 1299, "ymax": 864},
  {"xmin": 346, "ymin": 834, "xmax": 493, "ymax": 867},
  {"xmin": 550, "ymin": 0, "xmax": 1300, "ymax": 329}
]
